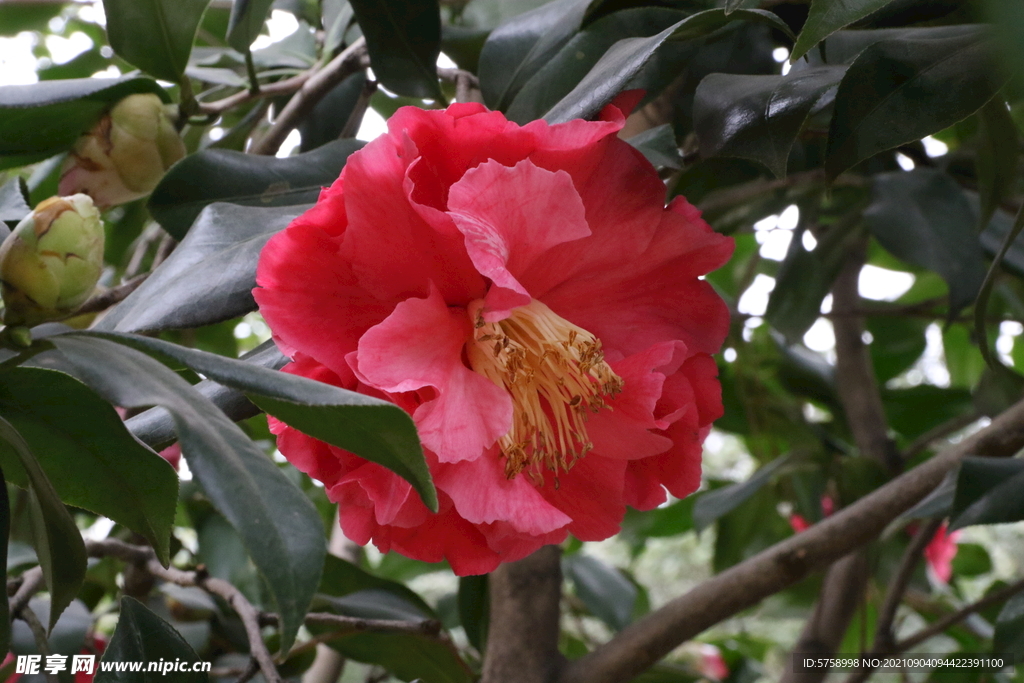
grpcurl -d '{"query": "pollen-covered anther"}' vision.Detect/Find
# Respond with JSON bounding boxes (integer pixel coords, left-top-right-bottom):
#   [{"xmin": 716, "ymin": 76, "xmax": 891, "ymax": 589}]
[{"xmin": 466, "ymin": 299, "xmax": 623, "ymax": 479}]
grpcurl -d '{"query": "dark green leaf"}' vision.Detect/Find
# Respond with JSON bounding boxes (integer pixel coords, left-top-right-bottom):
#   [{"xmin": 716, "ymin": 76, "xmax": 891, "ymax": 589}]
[
  {"xmin": 319, "ymin": 555, "xmax": 435, "ymax": 617},
  {"xmin": 0, "ymin": 416, "xmax": 85, "ymax": 631},
  {"xmin": 694, "ymin": 66, "xmax": 846, "ymax": 177},
  {"xmin": 0, "ymin": 3, "xmax": 63, "ymax": 36},
  {"xmin": 791, "ymin": 0, "xmax": 897, "ymax": 61},
  {"xmin": 620, "ymin": 497, "xmax": 695, "ymax": 550},
  {"xmin": 95, "ymin": 597, "xmax": 207, "ymax": 683},
  {"xmin": 103, "ymin": 0, "xmax": 210, "ymax": 81},
  {"xmin": 89, "ymin": 332, "xmax": 436, "ymax": 512},
  {"xmin": 863, "ymin": 169, "xmax": 985, "ymax": 316},
  {"xmin": 693, "ymin": 456, "xmax": 790, "ymax": 532},
  {"xmin": 226, "ymin": 0, "xmax": 275, "ymax": 52},
  {"xmin": 994, "ymin": 591, "xmax": 1024, "ymax": 660},
  {"xmin": 318, "ymin": 629, "xmax": 472, "ymax": 683},
  {"xmin": 299, "ymin": 72, "xmax": 368, "ymax": 152},
  {"xmin": 39, "ymin": 336, "xmax": 325, "ymax": 653},
  {"xmin": 976, "ymin": 98, "xmax": 1018, "ymax": 233},
  {"xmin": 565, "ymin": 554, "xmax": 637, "ymax": 631},
  {"xmin": 0, "ymin": 78, "xmax": 170, "ymax": 168},
  {"xmin": 825, "ymin": 26, "xmax": 1004, "ymax": 177},
  {"xmin": 478, "ymin": 0, "xmax": 590, "ymax": 110},
  {"xmin": 349, "ymin": 0, "xmax": 443, "ymax": 99},
  {"xmin": 823, "ymin": 25, "xmax": 984, "ymax": 67},
  {"xmin": 0, "ymin": 367, "xmax": 177, "ymax": 564},
  {"xmin": 973, "ymin": 366, "xmax": 1024, "ymax": 417},
  {"xmin": 951, "ymin": 457, "xmax": 1024, "ymax": 530},
  {"xmin": 867, "ymin": 317, "xmax": 926, "ymax": 384},
  {"xmin": 0, "ymin": 177, "xmax": 29, "ymax": 226},
  {"xmin": 882, "ymin": 385, "xmax": 973, "ymax": 439},
  {"xmin": 96, "ymin": 204, "xmax": 305, "ymax": 333},
  {"xmin": 901, "ymin": 473, "xmax": 956, "ymax": 520},
  {"xmin": 544, "ymin": 9, "xmax": 794, "ymax": 124},
  {"xmin": 627, "ymin": 124, "xmax": 683, "ymax": 170},
  {"xmin": 951, "ymin": 543, "xmax": 992, "ymax": 577},
  {"xmin": 457, "ymin": 575, "xmax": 488, "ymax": 652},
  {"xmin": 148, "ymin": 138, "xmax": 363, "ymax": 240},
  {"xmin": 505, "ymin": 7, "xmax": 687, "ymax": 124}
]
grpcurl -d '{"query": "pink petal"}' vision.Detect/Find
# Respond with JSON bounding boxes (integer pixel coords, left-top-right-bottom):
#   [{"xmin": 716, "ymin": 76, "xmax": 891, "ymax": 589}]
[
  {"xmin": 447, "ymin": 158, "xmax": 590, "ymax": 319},
  {"xmin": 352, "ymin": 285, "xmax": 512, "ymax": 463},
  {"xmin": 538, "ymin": 456, "xmax": 627, "ymax": 541}
]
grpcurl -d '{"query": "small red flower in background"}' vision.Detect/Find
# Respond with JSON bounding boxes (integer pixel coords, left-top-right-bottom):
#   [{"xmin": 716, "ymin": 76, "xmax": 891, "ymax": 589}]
[
  {"xmin": 924, "ymin": 522, "xmax": 960, "ymax": 584},
  {"xmin": 255, "ymin": 95, "xmax": 733, "ymax": 575}
]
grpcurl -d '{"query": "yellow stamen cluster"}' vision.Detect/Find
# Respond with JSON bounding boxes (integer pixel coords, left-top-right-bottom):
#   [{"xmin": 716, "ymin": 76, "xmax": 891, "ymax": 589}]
[{"xmin": 467, "ymin": 300, "xmax": 623, "ymax": 481}]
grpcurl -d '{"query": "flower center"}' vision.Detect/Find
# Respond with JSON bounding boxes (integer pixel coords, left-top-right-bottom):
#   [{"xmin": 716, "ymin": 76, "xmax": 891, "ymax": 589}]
[{"xmin": 466, "ymin": 300, "xmax": 623, "ymax": 480}]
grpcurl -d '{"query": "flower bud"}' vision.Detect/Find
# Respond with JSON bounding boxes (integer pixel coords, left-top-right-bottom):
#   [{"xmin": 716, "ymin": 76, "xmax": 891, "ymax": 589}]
[
  {"xmin": 59, "ymin": 93, "xmax": 186, "ymax": 208},
  {"xmin": 0, "ymin": 194, "xmax": 104, "ymax": 326}
]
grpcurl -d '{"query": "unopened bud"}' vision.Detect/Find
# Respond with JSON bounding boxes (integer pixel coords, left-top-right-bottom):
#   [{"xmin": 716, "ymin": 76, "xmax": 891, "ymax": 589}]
[
  {"xmin": 59, "ymin": 93, "xmax": 186, "ymax": 208},
  {"xmin": 0, "ymin": 194, "xmax": 104, "ymax": 326}
]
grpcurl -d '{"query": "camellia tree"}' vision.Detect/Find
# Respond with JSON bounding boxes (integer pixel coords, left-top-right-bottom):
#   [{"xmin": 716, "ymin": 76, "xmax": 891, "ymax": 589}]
[{"xmin": 2, "ymin": 0, "xmax": 1024, "ymax": 682}]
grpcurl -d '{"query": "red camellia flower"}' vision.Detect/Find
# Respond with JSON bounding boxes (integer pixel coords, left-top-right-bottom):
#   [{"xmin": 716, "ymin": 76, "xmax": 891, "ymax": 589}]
[{"xmin": 255, "ymin": 95, "xmax": 733, "ymax": 575}]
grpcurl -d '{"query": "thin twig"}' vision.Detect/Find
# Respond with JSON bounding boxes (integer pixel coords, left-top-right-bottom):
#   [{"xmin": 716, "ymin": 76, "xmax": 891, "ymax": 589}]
[
  {"xmin": 16, "ymin": 603, "xmax": 50, "ymax": 657},
  {"xmin": 9, "ymin": 565, "xmax": 44, "ymax": 616},
  {"xmin": 70, "ymin": 274, "xmax": 148, "ymax": 317},
  {"xmin": 235, "ymin": 657, "xmax": 260, "ymax": 683},
  {"xmin": 250, "ymin": 37, "xmax": 368, "ymax": 156},
  {"xmin": 338, "ymin": 79, "xmax": 377, "ymax": 140},
  {"xmin": 438, "ymin": 67, "xmax": 480, "ymax": 103},
  {"xmin": 198, "ymin": 72, "xmax": 314, "ymax": 117}
]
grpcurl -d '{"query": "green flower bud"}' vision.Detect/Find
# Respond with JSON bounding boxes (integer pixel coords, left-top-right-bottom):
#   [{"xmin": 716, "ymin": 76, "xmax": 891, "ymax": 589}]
[
  {"xmin": 59, "ymin": 93, "xmax": 186, "ymax": 208},
  {"xmin": 0, "ymin": 194, "xmax": 104, "ymax": 326}
]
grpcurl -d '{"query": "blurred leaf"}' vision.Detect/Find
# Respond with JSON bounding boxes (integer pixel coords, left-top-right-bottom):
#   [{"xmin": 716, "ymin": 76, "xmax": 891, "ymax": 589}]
[
  {"xmin": 950, "ymin": 457, "xmax": 1024, "ymax": 530},
  {"xmin": 148, "ymin": 138, "xmax": 363, "ymax": 240},
  {"xmin": 103, "ymin": 0, "xmax": 210, "ymax": 81},
  {"xmin": 994, "ymin": 591, "xmax": 1024, "ymax": 661},
  {"xmin": 791, "ymin": 0, "xmax": 896, "ymax": 61},
  {"xmin": 0, "ymin": 78, "xmax": 170, "ymax": 169},
  {"xmin": 0, "ymin": 2, "xmax": 63, "ymax": 35},
  {"xmin": 713, "ymin": 486, "xmax": 792, "ymax": 572},
  {"xmin": 90, "ymin": 333, "xmax": 436, "ymax": 512},
  {"xmin": 775, "ymin": 338, "xmax": 840, "ymax": 411},
  {"xmin": 319, "ymin": 629, "xmax": 472, "ymax": 683},
  {"xmin": 299, "ymin": 72, "xmax": 368, "ymax": 151},
  {"xmin": 349, "ymin": 0, "xmax": 443, "ymax": 99},
  {"xmin": 867, "ymin": 317, "xmax": 926, "ymax": 383},
  {"xmin": 318, "ymin": 554, "xmax": 435, "ymax": 616},
  {"xmin": 95, "ymin": 597, "xmax": 207, "ymax": 683},
  {"xmin": 0, "ymin": 177, "xmax": 29, "ymax": 225},
  {"xmin": 458, "ymin": 575, "xmax": 488, "ymax": 652},
  {"xmin": 96, "ymin": 203, "xmax": 305, "ymax": 333},
  {"xmin": 627, "ymin": 124, "xmax": 684, "ymax": 170},
  {"xmin": 478, "ymin": 0, "xmax": 590, "ymax": 110},
  {"xmin": 882, "ymin": 385, "xmax": 973, "ymax": 439},
  {"xmin": 0, "ymin": 416, "xmax": 85, "ymax": 631},
  {"xmin": 864, "ymin": 169, "xmax": 985, "ymax": 317},
  {"xmin": 694, "ymin": 66, "xmax": 846, "ymax": 177},
  {"xmin": 952, "ymin": 543, "xmax": 992, "ymax": 577},
  {"xmin": 544, "ymin": 9, "xmax": 794, "ymax": 124},
  {"xmin": 976, "ymin": 98, "xmax": 1018, "ymax": 232},
  {"xmin": 226, "ymin": 0, "xmax": 275, "ymax": 52},
  {"xmin": 505, "ymin": 6, "xmax": 686, "ymax": 124},
  {"xmin": 694, "ymin": 455, "xmax": 791, "ymax": 532},
  {"xmin": 825, "ymin": 26, "xmax": 1004, "ymax": 177},
  {"xmin": 40, "ymin": 336, "xmax": 325, "ymax": 653},
  {"xmin": 944, "ymin": 324, "xmax": 986, "ymax": 389},
  {"xmin": 620, "ymin": 497, "xmax": 695, "ymax": 552},
  {"xmin": 901, "ymin": 473, "xmax": 956, "ymax": 520},
  {"xmin": 565, "ymin": 554, "xmax": 637, "ymax": 631},
  {"xmin": 973, "ymin": 366, "xmax": 1024, "ymax": 417},
  {"xmin": 0, "ymin": 367, "xmax": 177, "ymax": 564}
]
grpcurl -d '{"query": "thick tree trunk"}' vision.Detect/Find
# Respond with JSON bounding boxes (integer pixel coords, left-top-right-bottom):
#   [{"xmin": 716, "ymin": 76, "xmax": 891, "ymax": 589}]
[{"xmin": 481, "ymin": 545, "xmax": 566, "ymax": 683}]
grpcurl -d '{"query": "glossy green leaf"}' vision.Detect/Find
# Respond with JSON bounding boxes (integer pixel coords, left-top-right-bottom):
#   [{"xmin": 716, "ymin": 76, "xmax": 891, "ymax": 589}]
[
  {"xmin": 349, "ymin": 0, "xmax": 443, "ymax": 99},
  {"xmin": 544, "ymin": 9, "xmax": 794, "ymax": 124},
  {"xmin": 505, "ymin": 7, "xmax": 687, "ymax": 124},
  {"xmin": 0, "ymin": 177, "xmax": 29, "ymax": 225},
  {"xmin": 565, "ymin": 554, "xmax": 637, "ymax": 631},
  {"xmin": 694, "ymin": 66, "xmax": 846, "ymax": 177},
  {"xmin": 457, "ymin": 575, "xmax": 488, "ymax": 652},
  {"xmin": 0, "ymin": 78, "xmax": 170, "ymax": 169},
  {"xmin": 825, "ymin": 26, "xmax": 1004, "ymax": 177},
  {"xmin": 89, "ymin": 332, "xmax": 436, "ymax": 512},
  {"xmin": 318, "ymin": 554, "xmax": 435, "ymax": 616},
  {"xmin": 0, "ymin": 416, "xmax": 85, "ymax": 631},
  {"xmin": 96, "ymin": 204, "xmax": 306, "ymax": 333},
  {"xmin": 40, "ymin": 336, "xmax": 325, "ymax": 653},
  {"xmin": 976, "ymin": 98, "xmax": 1018, "ymax": 233},
  {"xmin": 863, "ymin": 169, "xmax": 985, "ymax": 316},
  {"xmin": 0, "ymin": 367, "xmax": 177, "ymax": 564},
  {"xmin": 103, "ymin": 0, "xmax": 210, "ymax": 81},
  {"xmin": 148, "ymin": 138, "xmax": 363, "ymax": 240},
  {"xmin": 478, "ymin": 0, "xmax": 590, "ymax": 110},
  {"xmin": 226, "ymin": 0, "xmax": 275, "ymax": 52},
  {"xmin": 951, "ymin": 457, "xmax": 1024, "ymax": 530},
  {"xmin": 791, "ymin": 0, "xmax": 896, "ymax": 61},
  {"xmin": 994, "ymin": 591, "xmax": 1024, "ymax": 660},
  {"xmin": 694, "ymin": 455, "xmax": 791, "ymax": 532},
  {"xmin": 299, "ymin": 72, "xmax": 368, "ymax": 152},
  {"xmin": 95, "ymin": 597, "xmax": 207, "ymax": 683},
  {"xmin": 627, "ymin": 124, "xmax": 684, "ymax": 170}
]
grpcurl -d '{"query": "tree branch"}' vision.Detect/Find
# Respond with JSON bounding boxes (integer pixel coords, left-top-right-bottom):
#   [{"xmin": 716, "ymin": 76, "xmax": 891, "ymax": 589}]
[
  {"xmin": 557, "ymin": 397, "xmax": 1024, "ymax": 683},
  {"xmin": 482, "ymin": 545, "xmax": 565, "ymax": 683}
]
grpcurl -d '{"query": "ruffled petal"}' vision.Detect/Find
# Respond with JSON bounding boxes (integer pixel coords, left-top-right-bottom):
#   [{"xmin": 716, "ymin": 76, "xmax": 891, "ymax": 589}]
[
  {"xmin": 352, "ymin": 285, "xmax": 512, "ymax": 463},
  {"xmin": 538, "ymin": 456, "xmax": 627, "ymax": 541},
  {"xmin": 447, "ymin": 158, "xmax": 590, "ymax": 319}
]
